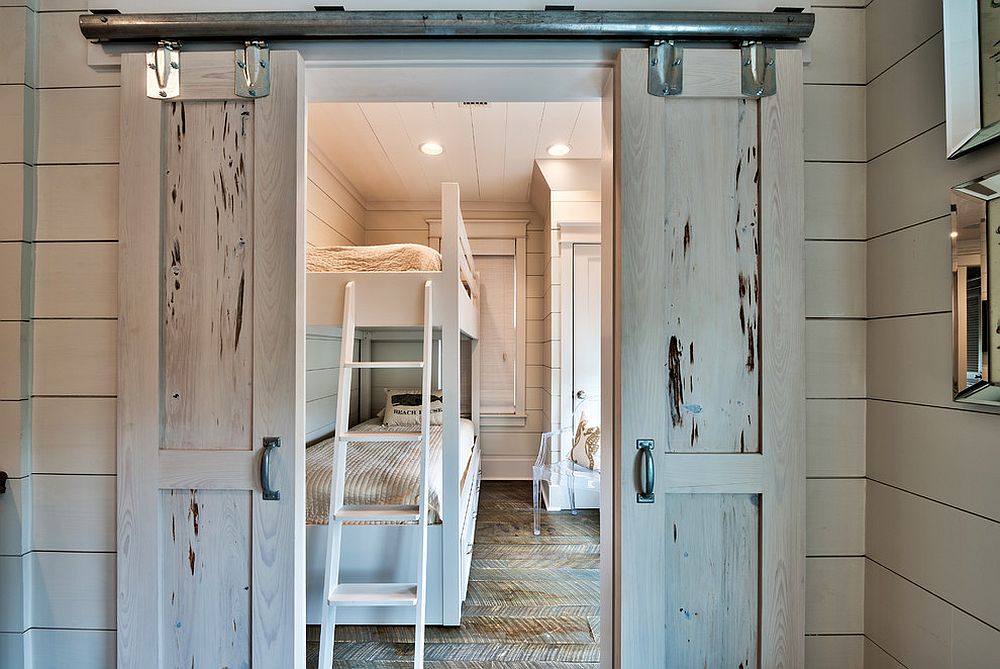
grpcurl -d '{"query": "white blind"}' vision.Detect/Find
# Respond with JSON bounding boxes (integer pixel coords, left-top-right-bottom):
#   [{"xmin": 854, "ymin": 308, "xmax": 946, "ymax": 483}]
[{"xmin": 476, "ymin": 254, "xmax": 517, "ymax": 413}]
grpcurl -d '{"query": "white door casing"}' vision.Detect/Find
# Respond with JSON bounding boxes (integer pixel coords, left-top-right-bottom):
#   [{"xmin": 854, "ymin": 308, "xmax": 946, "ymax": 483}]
[
  {"xmin": 117, "ymin": 51, "xmax": 306, "ymax": 668},
  {"xmin": 615, "ymin": 47, "xmax": 805, "ymax": 667}
]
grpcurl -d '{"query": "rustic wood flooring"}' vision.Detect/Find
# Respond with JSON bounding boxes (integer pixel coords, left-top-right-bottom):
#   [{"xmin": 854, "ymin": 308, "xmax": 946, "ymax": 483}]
[{"xmin": 306, "ymin": 480, "xmax": 601, "ymax": 668}]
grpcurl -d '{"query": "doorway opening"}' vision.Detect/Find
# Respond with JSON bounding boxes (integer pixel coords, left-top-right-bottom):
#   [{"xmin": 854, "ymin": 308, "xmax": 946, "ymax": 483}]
[{"xmin": 300, "ymin": 64, "xmax": 611, "ymax": 667}]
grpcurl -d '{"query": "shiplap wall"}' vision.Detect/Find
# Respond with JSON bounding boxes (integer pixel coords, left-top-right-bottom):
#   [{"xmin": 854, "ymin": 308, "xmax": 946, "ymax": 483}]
[
  {"xmin": 0, "ymin": 1, "xmax": 34, "ymax": 666},
  {"xmin": 530, "ymin": 159, "xmax": 603, "ymax": 441},
  {"xmin": 864, "ymin": 1, "xmax": 1000, "ymax": 666},
  {"xmin": 0, "ymin": 2, "xmax": 119, "ymax": 666},
  {"xmin": 305, "ymin": 330, "xmax": 360, "ymax": 443},
  {"xmin": 305, "ymin": 151, "xmax": 366, "ymax": 444},
  {"xmin": 307, "ymin": 148, "xmax": 366, "ymax": 248},
  {"xmin": 1, "ymin": 6, "xmax": 875, "ymax": 666},
  {"xmin": 531, "ymin": 167, "xmax": 556, "ymax": 435},
  {"xmin": 802, "ymin": 3, "xmax": 868, "ymax": 665}
]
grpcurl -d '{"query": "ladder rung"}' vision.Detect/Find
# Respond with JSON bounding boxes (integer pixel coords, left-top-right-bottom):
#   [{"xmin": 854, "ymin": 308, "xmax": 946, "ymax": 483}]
[
  {"xmin": 334, "ymin": 504, "xmax": 420, "ymax": 522},
  {"xmin": 340, "ymin": 431, "xmax": 423, "ymax": 442},
  {"xmin": 344, "ymin": 361, "xmax": 424, "ymax": 369},
  {"xmin": 329, "ymin": 583, "xmax": 418, "ymax": 607}
]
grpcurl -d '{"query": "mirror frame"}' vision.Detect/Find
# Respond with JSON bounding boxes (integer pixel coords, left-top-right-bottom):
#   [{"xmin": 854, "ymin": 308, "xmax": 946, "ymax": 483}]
[
  {"xmin": 944, "ymin": 0, "xmax": 1000, "ymax": 158},
  {"xmin": 951, "ymin": 173, "xmax": 1000, "ymax": 406}
]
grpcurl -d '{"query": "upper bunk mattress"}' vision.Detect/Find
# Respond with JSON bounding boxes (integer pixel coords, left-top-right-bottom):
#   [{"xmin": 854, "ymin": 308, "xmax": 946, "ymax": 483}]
[
  {"xmin": 307, "ymin": 243, "xmax": 442, "ymax": 273},
  {"xmin": 306, "ymin": 417, "xmax": 476, "ymax": 526}
]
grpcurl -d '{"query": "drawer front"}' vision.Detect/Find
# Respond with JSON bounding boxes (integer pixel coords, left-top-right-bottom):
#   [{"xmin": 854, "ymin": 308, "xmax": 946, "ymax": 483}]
[{"xmin": 460, "ymin": 459, "xmax": 481, "ymax": 598}]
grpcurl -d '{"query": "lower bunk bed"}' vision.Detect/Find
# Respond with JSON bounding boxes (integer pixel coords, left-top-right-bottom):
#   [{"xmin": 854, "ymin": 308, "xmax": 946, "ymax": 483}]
[{"xmin": 305, "ymin": 417, "xmax": 482, "ymax": 626}]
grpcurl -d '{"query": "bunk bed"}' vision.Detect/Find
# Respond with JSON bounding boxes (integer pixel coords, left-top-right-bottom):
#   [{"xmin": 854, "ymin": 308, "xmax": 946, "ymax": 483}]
[{"xmin": 305, "ymin": 183, "xmax": 481, "ymax": 627}]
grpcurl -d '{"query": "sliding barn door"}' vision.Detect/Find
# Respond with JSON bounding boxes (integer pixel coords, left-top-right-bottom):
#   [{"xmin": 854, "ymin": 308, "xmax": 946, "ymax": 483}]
[
  {"xmin": 615, "ymin": 48, "xmax": 805, "ymax": 667},
  {"xmin": 118, "ymin": 51, "xmax": 305, "ymax": 668}
]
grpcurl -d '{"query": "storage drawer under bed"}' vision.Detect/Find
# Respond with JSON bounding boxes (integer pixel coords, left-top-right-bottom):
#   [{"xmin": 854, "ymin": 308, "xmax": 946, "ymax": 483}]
[{"xmin": 459, "ymin": 443, "xmax": 482, "ymax": 600}]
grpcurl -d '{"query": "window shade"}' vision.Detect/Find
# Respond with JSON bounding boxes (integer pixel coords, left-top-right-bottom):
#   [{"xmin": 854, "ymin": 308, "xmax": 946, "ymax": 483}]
[
  {"xmin": 476, "ymin": 254, "xmax": 517, "ymax": 413},
  {"xmin": 967, "ymin": 266, "xmax": 983, "ymax": 377}
]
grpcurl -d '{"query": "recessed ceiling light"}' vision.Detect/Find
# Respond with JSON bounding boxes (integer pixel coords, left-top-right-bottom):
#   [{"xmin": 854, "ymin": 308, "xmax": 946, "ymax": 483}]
[
  {"xmin": 420, "ymin": 142, "xmax": 444, "ymax": 156},
  {"xmin": 950, "ymin": 231, "xmax": 959, "ymax": 239},
  {"xmin": 547, "ymin": 143, "xmax": 571, "ymax": 157}
]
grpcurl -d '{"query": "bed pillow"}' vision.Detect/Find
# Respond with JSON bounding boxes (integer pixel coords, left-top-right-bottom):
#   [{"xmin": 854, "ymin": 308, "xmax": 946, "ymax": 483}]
[
  {"xmin": 570, "ymin": 413, "xmax": 601, "ymax": 472},
  {"xmin": 383, "ymin": 388, "xmax": 444, "ymax": 426}
]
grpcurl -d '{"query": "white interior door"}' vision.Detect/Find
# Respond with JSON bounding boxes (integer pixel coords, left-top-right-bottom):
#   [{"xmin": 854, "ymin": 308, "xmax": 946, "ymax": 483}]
[
  {"xmin": 572, "ymin": 243, "xmax": 601, "ymax": 421},
  {"xmin": 615, "ymin": 47, "xmax": 805, "ymax": 667},
  {"xmin": 117, "ymin": 50, "xmax": 305, "ymax": 668}
]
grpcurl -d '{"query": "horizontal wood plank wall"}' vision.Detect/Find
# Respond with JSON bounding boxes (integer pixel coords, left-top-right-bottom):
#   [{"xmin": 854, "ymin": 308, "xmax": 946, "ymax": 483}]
[
  {"xmin": 307, "ymin": 149, "xmax": 366, "ymax": 248},
  {"xmin": 528, "ymin": 163, "xmax": 601, "ymax": 444},
  {"xmin": 803, "ymin": 4, "xmax": 868, "ymax": 664},
  {"xmin": 305, "ymin": 331, "xmax": 360, "ymax": 442},
  {"xmin": 865, "ymin": 0, "xmax": 1000, "ymax": 665},
  {"xmin": 0, "ymin": 1, "xmax": 34, "ymax": 666},
  {"xmin": 22, "ymin": 5, "xmax": 116, "ymax": 667},
  {"xmin": 531, "ymin": 173, "xmax": 555, "ymax": 438},
  {"xmin": 304, "ymin": 148, "xmax": 364, "ymax": 444}
]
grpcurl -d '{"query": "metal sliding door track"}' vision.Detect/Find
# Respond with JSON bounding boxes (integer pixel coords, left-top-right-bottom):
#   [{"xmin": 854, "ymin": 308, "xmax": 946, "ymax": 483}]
[{"xmin": 79, "ymin": 9, "xmax": 813, "ymax": 44}]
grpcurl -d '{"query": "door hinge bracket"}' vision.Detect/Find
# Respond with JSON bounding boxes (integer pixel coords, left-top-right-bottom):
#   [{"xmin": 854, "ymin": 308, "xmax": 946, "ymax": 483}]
[
  {"xmin": 741, "ymin": 41, "xmax": 776, "ymax": 97},
  {"xmin": 236, "ymin": 40, "xmax": 270, "ymax": 99},
  {"xmin": 146, "ymin": 40, "xmax": 181, "ymax": 100},
  {"xmin": 647, "ymin": 40, "xmax": 683, "ymax": 97}
]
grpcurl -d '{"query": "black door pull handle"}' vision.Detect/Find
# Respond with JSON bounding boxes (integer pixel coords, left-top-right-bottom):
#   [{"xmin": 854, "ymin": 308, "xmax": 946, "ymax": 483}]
[
  {"xmin": 637, "ymin": 439, "xmax": 654, "ymax": 503},
  {"xmin": 261, "ymin": 437, "xmax": 281, "ymax": 501}
]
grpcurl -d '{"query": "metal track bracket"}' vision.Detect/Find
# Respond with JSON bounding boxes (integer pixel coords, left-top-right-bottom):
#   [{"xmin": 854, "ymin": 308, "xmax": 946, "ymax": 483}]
[
  {"xmin": 741, "ymin": 41, "xmax": 776, "ymax": 97},
  {"xmin": 647, "ymin": 40, "xmax": 683, "ymax": 97},
  {"xmin": 235, "ymin": 40, "xmax": 270, "ymax": 98},
  {"xmin": 145, "ymin": 40, "xmax": 180, "ymax": 99}
]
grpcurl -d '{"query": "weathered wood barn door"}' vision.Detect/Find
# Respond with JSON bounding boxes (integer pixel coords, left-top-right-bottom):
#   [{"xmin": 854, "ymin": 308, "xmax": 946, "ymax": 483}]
[
  {"xmin": 615, "ymin": 47, "xmax": 805, "ymax": 667},
  {"xmin": 117, "ymin": 50, "xmax": 305, "ymax": 668}
]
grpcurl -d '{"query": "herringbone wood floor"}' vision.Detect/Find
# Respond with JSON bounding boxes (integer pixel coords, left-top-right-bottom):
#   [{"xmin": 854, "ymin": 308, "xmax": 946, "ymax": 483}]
[{"xmin": 307, "ymin": 480, "xmax": 601, "ymax": 668}]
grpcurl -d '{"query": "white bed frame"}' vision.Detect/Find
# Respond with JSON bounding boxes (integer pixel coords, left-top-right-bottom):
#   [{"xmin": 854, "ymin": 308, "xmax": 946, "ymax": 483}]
[{"xmin": 305, "ymin": 183, "xmax": 481, "ymax": 626}]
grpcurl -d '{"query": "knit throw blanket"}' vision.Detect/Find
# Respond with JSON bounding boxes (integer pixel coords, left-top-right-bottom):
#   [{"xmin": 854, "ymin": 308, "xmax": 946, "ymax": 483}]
[{"xmin": 306, "ymin": 243, "xmax": 442, "ymax": 272}]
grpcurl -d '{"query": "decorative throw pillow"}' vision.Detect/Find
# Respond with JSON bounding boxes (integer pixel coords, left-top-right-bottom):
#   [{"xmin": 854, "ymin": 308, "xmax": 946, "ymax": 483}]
[
  {"xmin": 570, "ymin": 413, "xmax": 601, "ymax": 472},
  {"xmin": 382, "ymin": 388, "xmax": 444, "ymax": 426}
]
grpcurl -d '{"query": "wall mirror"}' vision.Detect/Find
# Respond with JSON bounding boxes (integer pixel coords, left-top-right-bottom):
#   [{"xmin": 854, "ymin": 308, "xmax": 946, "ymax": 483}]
[
  {"xmin": 951, "ymin": 172, "xmax": 1000, "ymax": 406},
  {"xmin": 944, "ymin": 1, "xmax": 1000, "ymax": 157}
]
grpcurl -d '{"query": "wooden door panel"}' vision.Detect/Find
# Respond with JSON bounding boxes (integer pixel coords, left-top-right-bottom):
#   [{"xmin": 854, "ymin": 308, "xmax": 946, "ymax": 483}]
[
  {"xmin": 663, "ymin": 493, "xmax": 759, "ymax": 667},
  {"xmin": 617, "ymin": 47, "xmax": 804, "ymax": 668},
  {"xmin": 164, "ymin": 99, "xmax": 255, "ymax": 451},
  {"xmin": 118, "ymin": 50, "xmax": 304, "ymax": 669},
  {"xmin": 663, "ymin": 97, "xmax": 759, "ymax": 455},
  {"xmin": 160, "ymin": 488, "xmax": 252, "ymax": 668}
]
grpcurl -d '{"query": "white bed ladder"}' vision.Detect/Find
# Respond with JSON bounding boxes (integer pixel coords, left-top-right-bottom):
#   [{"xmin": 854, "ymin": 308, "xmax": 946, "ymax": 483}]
[{"xmin": 318, "ymin": 280, "xmax": 434, "ymax": 669}]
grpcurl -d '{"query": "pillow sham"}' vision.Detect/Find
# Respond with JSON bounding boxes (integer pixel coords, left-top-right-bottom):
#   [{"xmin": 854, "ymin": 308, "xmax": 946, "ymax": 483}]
[
  {"xmin": 383, "ymin": 388, "xmax": 444, "ymax": 426},
  {"xmin": 570, "ymin": 412, "xmax": 601, "ymax": 472}
]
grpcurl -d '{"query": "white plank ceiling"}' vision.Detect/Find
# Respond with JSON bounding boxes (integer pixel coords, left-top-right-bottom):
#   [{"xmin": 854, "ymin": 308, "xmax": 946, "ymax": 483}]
[{"xmin": 308, "ymin": 101, "xmax": 602, "ymax": 205}]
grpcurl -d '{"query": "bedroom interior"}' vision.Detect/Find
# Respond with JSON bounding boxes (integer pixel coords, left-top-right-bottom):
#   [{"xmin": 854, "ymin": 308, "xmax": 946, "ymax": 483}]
[
  {"xmin": 301, "ymin": 99, "xmax": 605, "ymax": 665},
  {"xmin": 4, "ymin": 2, "xmax": 1000, "ymax": 668}
]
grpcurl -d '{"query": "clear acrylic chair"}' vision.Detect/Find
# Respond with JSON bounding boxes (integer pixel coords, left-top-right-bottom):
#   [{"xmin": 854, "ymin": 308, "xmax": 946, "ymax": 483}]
[{"xmin": 532, "ymin": 397, "xmax": 601, "ymax": 536}]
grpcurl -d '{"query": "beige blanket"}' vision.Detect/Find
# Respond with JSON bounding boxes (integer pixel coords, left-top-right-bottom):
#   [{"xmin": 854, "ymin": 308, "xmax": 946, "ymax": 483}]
[
  {"xmin": 306, "ymin": 418, "xmax": 475, "ymax": 525},
  {"xmin": 306, "ymin": 243, "xmax": 441, "ymax": 273}
]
